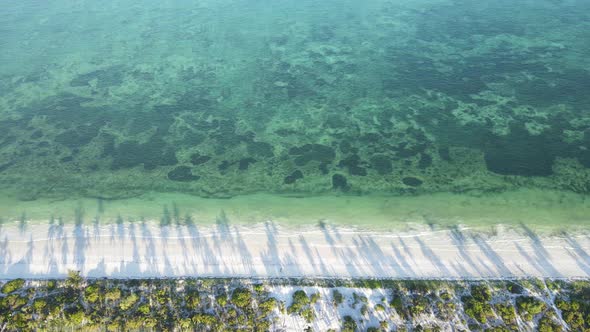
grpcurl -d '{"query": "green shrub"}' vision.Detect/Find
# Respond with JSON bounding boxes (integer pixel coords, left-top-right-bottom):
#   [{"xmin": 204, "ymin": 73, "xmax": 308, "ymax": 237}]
[
  {"xmin": 137, "ymin": 303, "xmax": 150, "ymax": 315},
  {"xmin": 84, "ymin": 284, "xmax": 100, "ymax": 303},
  {"xmin": 310, "ymin": 292, "xmax": 321, "ymax": 303},
  {"xmin": 192, "ymin": 313, "xmax": 217, "ymax": 326},
  {"xmin": 462, "ymin": 296, "xmax": 493, "ymax": 324},
  {"xmin": 105, "ymin": 288, "xmax": 121, "ymax": 302},
  {"xmin": 360, "ymin": 304, "xmax": 368, "ymax": 316},
  {"xmin": 1, "ymin": 279, "xmax": 25, "ymax": 294},
  {"xmin": 440, "ymin": 291, "xmax": 452, "ymax": 301},
  {"xmin": 66, "ymin": 270, "xmax": 83, "ymax": 289},
  {"xmin": 342, "ymin": 315, "xmax": 357, "ymax": 332},
  {"xmin": 494, "ymin": 303, "xmax": 516, "ymax": 324},
  {"xmin": 391, "ymin": 296, "xmax": 404, "ymax": 314},
  {"xmin": 301, "ymin": 307, "xmax": 315, "ymax": 322},
  {"xmin": 409, "ymin": 296, "xmax": 430, "ymax": 317},
  {"xmin": 333, "ymin": 289, "xmax": 344, "ymax": 306},
  {"xmin": 253, "ymin": 284, "xmax": 265, "ymax": 293},
  {"xmin": 119, "ymin": 293, "xmax": 139, "ymax": 311},
  {"xmin": 185, "ymin": 289, "xmax": 200, "ymax": 307},
  {"xmin": 470, "ymin": 284, "xmax": 492, "ymax": 302},
  {"xmin": 516, "ymin": 296, "xmax": 546, "ymax": 321},
  {"xmin": 375, "ymin": 303, "xmax": 385, "ymax": 312},
  {"xmin": 232, "ymin": 288, "xmax": 252, "ymax": 308},
  {"xmin": 562, "ymin": 311, "xmax": 585, "ymax": 330},
  {"xmin": 288, "ymin": 290, "xmax": 310, "ymax": 314},
  {"xmin": 33, "ymin": 298, "xmax": 47, "ymax": 312},
  {"xmin": 216, "ymin": 293, "xmax": 228, "ymax": 306},
  {"xmin": 258, "ymin": 298, "xmax": 278, "ymax": 316},
  {"xmin": 538, "ymin": 313, "xmax": 563, "ymax": 332}
]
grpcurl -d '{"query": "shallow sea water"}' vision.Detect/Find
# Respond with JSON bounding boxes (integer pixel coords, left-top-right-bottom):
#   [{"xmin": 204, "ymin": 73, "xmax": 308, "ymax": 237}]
[{"xmin": 1, "ymin": 0, "xmax": 589, "ymax": 226}]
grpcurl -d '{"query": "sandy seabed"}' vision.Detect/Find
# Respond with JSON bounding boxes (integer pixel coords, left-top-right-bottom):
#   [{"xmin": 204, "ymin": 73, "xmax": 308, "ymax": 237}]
[{"xmin": 1, "ymin": 220, "xmax": 589, "ymax": 279}]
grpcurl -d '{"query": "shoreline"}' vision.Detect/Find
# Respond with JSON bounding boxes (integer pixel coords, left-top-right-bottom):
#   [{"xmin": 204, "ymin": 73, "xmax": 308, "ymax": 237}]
[
  {"xmin": 1, "ymin": 221, "xmax": 589, "ymax": 279},
  {"xmin": 1, "ymin": 187, "xmax": 589, "ymax": 230}
]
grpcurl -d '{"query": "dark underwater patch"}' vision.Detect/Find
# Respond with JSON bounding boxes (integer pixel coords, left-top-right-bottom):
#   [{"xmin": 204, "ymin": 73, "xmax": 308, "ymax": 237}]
[
  {"xmin": 247, "ymin": 142, "xmax": 274, "ymax": 157},
  {"xmin": 0, "ymin": 161, "xmax": 16, "ymax": 173},
  {"xmin": 402, "ymin": 177, "xmax": 423, "ymax": 187},
  {"xmin": 54, "ymin": 125, "xmax": 99, "ymax": 149},
  {"xmin": 167, "ymin": 166, "xmax": 200, "ymax": 182},
  {"xmin": 515, "ymin": 70, "xmax": 590, "ymax": 109},
  {"xmin": 418, "ymin": 153, "xmax": 432, "ymax": 169},
  {"xmin": 338, "ymin": 154, "xmax": 367, "ymax": 176},
  {"xmin": 218, "ymin": 160, "xmax": 231, "ymax": 172},
  {"xmin": 30, "ymin": 130, "xmax": 43, "ymax": 139},
  {"xmin": 111, "ymin": 136, "xmax": 177, "ymax": 170},
  {"xmin": 289, "ymin": 144, "xmax": 335, "ymax": 166},
  {"xmin": 190, "ymin": 153, "xmax": 211, "ymax": 165},
  {"xmin": 438, "ymin": 147, "xmax": 451, "ymax": 161},
  {"xmin": 238, "ymin": 158, "xmax": 256, "ymax": 170},
  {"xmin": 70, "ymin": 66, "xmax": 125, "ymax": 88},
  {"xmin": 483, "ymin": 125, "xmax": 561, "ymax": 177},
  {"xmin": 332, "ymin": 174, "xmax": 349, "ymax": 191},
  {"xmin": 284, "ymin": 170, "xmax": 303, "ymax": 184},
  {"xmin": 395, "ymin": 141, "xmax": 426, "ymax": 158},
  {"xmin": 339, "ymin": 140, "xmax": 354, "ymax": 154},
  {"xmin": 370, "ymin": 155, "xmax": 392, "ymax": 175}
]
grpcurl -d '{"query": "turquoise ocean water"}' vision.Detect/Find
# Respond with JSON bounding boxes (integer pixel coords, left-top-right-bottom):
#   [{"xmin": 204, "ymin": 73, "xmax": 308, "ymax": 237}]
[{"xmin": 1, "ymin": 0, "xmax": 589, "ymax": 226}]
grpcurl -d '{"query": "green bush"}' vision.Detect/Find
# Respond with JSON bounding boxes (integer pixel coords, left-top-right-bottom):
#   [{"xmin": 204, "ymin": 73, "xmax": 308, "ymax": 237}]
[
  {"xmin": 470, "ymin": 284, "xmax": 492, "ymax": 302},
  {"xmin": 232, "ymin": 288, "xmax": 252, "ymax": 308},
  {"xmin": 105, "ymin": 288, "xmax": 121, "ymax": 302},
  {"xmin": 494, "ymin": 303, "xmax": 516, "ymax": 324},
  {"xmin": 516, "ymin": 296, "xmax": 546, "ymax": 321},
  {"xmin": 216, "ymin": 293, "xmax": 228, "ymax": 306},
  {"xmin": 185, "ymin": 289, "xmax": 201, "ymax": 307},
  {"xmin": 66, "ymin": 270, "xmax": 83, "ymax": 289},
  {"xmin": 32, "ymin": 298, "xmax": 47, "ymax": 312},
  {"xmin": 462, "ymin": 296, "xmax": 493, "ymax": 324},
  {"xmin": 409, "ymin": 296, "xmax": 430, "ymax": 317},
  {"xmin": 84, "ymin": 284, "xmax": 100, "ymax": 303},
  {"xmin": 391, "ymin": 296, "xmax": 404, "ymax": 314},
  {"xmin": 333, "ymin": 289, "xmax": 344, "ymax": 306},
  {"xmin": 310, "ymin": 292, "xmax": 321, "ymax": 303},
  {"xmin": 253, "ymin": 284, "xmax": 265, "ymax": 293},
  {"xmin": 1, "ymin": 279, "xmax": 25, "ymax": 294},
  {"xmin": 119, "ymin": 293, "xmax": 139, "ymax": 311},
  {"xmin": 288, "ymin": 290, "xmax": 310, "ymax": 314},
  {"xmin": 258, "ymin": 297, "xmax": 278, "ymax": 316},
  {"xmin": 342, "ymin": 315, "xmax": 357, "ymax": 332},
  {"xmin": 538, "ymin": 313, "xmax": 563, "ymax": 332},
  {"xmin": 301, "ymin": 307, "xmax": 315, "ymax": 322},
  {"xmin": 360, "ymin": 304, "xmax": 368, "ymax": 316},
  {"xmin": 137, "ymin": 303, "xmax": 150, "ymax": 315}
]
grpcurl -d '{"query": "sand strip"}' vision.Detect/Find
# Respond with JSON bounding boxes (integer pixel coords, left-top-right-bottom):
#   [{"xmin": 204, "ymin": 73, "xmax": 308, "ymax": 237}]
[{"xmin": 0, "ymin": 221, "xmax": 589, "ymax": 279}]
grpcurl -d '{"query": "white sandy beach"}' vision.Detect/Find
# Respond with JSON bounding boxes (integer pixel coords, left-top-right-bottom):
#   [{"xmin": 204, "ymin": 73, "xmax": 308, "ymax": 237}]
[{"xmin": 1, "ymin": 220, "xmax": 589, "ymax": 279}]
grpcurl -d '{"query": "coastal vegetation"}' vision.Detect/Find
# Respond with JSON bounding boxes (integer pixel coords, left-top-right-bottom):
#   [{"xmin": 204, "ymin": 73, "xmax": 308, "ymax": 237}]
[{"xmin": 1, "ymin": 274, "xmax": 588, "ymax": 331}]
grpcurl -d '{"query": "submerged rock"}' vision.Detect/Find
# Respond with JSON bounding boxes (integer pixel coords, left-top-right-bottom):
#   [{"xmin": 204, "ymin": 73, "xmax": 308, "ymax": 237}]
[
  {"xmin": 247, "ymin": 142, "xmax": 274, "ymax": 157},
  {"xmin": 402, "ymin": 177, "xmax": 423, "ymax": 187},
  {"xmin": 332, "ymin": 174, "xmax": 349, "ymax": 191},
  {"xmin": 167, "ymin": 166, "xmax": 200, "ymax": 182},
  {"xmin": 190, "ymin": 153, "xmax": 211, "ymax": 165},
  {"xmin": 284, "ymin": 170, "xmax": 303, "ymax": 184},
  {"xmin": 338, "ymin": 154, "xmax": 367, "ymax": 176},
  {"xmin": 289, "ymin": 144, "xmax": 335, "ymax": 166},
  {"xmin": 370, "ymin": 154, "xmax": 392, "ymax": 175},
  {"xmin": 483, "ymin": 125, "xmax": 559, "ymax": 177},
  {"xmin": 238, "ymin": 158, "xmax": 257, "ymax": 170}
]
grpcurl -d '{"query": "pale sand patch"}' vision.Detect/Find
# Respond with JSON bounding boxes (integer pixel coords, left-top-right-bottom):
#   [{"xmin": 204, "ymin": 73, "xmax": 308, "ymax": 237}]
[{"xmin": 0, "ymin": 221, "xmax": 589, "ymax": 279}]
